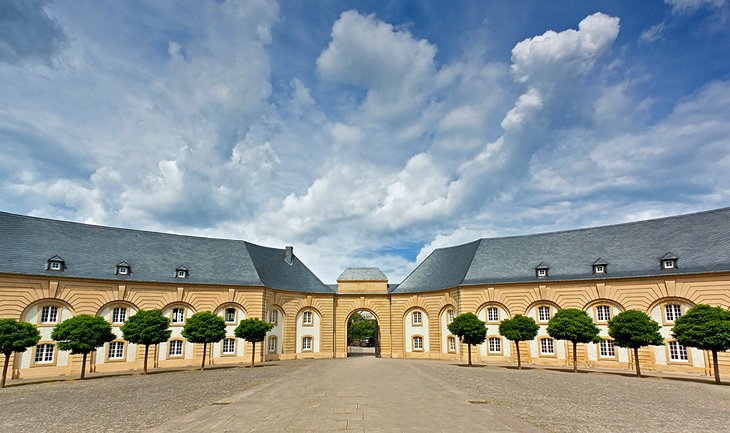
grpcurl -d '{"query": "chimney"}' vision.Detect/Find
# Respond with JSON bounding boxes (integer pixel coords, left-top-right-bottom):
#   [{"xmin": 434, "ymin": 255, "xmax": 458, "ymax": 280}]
[{"xmin": 284, "ymin": 246, "xmax": 293, "ymax": 265}]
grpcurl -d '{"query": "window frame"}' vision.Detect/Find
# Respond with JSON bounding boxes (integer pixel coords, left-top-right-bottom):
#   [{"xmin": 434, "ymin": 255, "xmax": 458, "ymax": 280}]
[
  {"xmin": 538, "ymin": 337, "xmax": 556, "ymax": 357},
  {"xmin": 661, "ymin": 259, "xmax": 676, "ymax": 270},
  {"xmin": 537, "ymin": 305, "xmax": 552, "ymax": 324},
  {"xmin": 168, "ymin": 339, "xmax": 184, "ymax": 358},
  {"xmin": 111, "ymin": 306, "xmax": 127, "ymax": 324},
  {"xmin": 38, "ymin": 305, "xmax": 60, "ymax": 325},
  {"xmin": 594, "ymin": 305, "xmax": 611, "ymax": 323},
  {"xmin": 666, "ymin": 340, "xmax": 691, "ymax": 364},
  {"xmin": 447, "ymin": 336, "xmax": 457, "ymax": 353},
  {"xmin": 302, "ymin": 310, "xmax": 314, "ymax": 326},
  {"xmin": 301, "ymin": 335, "xmax": 313, "ymax": 351},
  {"xmin": 598, "ymin": 338, "xmax": 617, "ymax": 360},
  {"xmin": 170, "ymin": 307, "xmax": 186, "ymax": 325},
  {"xmin": 49, "ymin": 261, "xmax": 62, "ymax": 271},
  {"xmin": 663, "ymin": 303, "xmax": 683, "ymax": 325},
  {"xmin": 176, "ymin": 269, "xmax": 187, "ymax": 278},
  {"xmin": 31, "ymin": 342, "xmax": 56, "ymax": 366},
  {"xmin": 486, "ymin": 306, "xmax": 500, "ymax": 323},
  {"xmin": 488, "ymin": 337, "xmax": 503, "ymax": 355},
  {"xmin": 117, "ymin": 266, "xmax": 129, "ymax": 275},
  {"xmin": 446, "ymin": 309, "xmax": 455, "ymax": 324},
  {"xmin": 269, "ymin": 309, "xmax": 278, "ymax": 325},
  {"xmin": 268, "ymin": 336, "xmax": 278, "ymax": 353},
  {"xmin": 223, "ymin": 307, "xmax": 237, "ymax": 324},
  {"xmin": 412, "ymin": 310, "xmax": 423, "ymax": 326},
  {"xmin": 412, "ymin": 335, "xmax": 424, "ymax": 352},
  {"xmin": 106, "ymin": 340, "xmax": 126, "ymax": 362},
  {"xmin": 221, "ymin": 338, "xmax": 236, "ymax": 356},
  {"xmin": 593, "ymin": 264, "xmax": 606, "ymax": 274}
]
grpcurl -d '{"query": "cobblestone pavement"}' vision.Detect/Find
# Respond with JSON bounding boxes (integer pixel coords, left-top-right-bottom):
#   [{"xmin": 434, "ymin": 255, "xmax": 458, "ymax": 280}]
[
  {"xmin": 418, "ymin": 361, "xmax": 730, "ymax": 433},
  {"xmin": 0, "ymin": 361, "xmax": 309, "ymax": 433},
  {"xmin": 148, "ymin": 357, "xmax": 541, "ymax": 433}
]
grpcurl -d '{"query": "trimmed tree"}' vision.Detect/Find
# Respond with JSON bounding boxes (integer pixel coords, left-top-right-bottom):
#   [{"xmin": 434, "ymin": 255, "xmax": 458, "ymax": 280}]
[
  {"xmin": 182, "ymin": 311, "xmax": 226, "ymax": 370},
  {"xmin": 499, "ymin": 314, "xmax": 539, "ymax": 369},
  {"xmin": 447, "ymin": 313, "xmax": 487, "ymax": 366},
  {"xmin": 0, "ymin": 319, "xmax": 41, "ymax": 388},
  {"xmin": 120, "ymin": 309, "xmax": 171, "ymax": 374},
  {"xmin": 234, "ymin": 318, "xmax": 274, "ymax": 368},
  {"xmin": 546, "ymin": 308, "xmax": 601, "ymax": 373},
  {"xmin": 672, "ymin": 304, "xmax": 730, "ymax": 384},
  {"xmin": 607, "ymin": 309, "xmax": 664, "ymax": 378},
  {"xmin": 51, "ymin": 314, "xmax": 116, "ymax": 379}
]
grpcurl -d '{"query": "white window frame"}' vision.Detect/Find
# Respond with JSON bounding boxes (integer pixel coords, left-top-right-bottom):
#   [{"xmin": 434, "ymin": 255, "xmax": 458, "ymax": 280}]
[
  {"xmin": 668, "ymin": 341, "xmax": 689, "ymax": 362},
  {"xmin": 222, "ymin": 338, "xmax": 236, "ymax": 355},
  {"xmin": 598, "ymin": 339, "xmax": 615, "ymax": 358},
  {"xmin": 537, "ymin": 268, "xmax": 548, "ymax": 277},
  {"xmin": 171, "ymin": 307, "xmax": 185, "ymax": 324},
  {"xmin": 168, "ymin": 340, "xmax": 183, "ymax": 357},
  {"xmin": 537, "ymin": 306, "xmax": 551, "ymax": 322},
  {"xmin": 448, "ymin": 336, "xmax": 456, "ymax": 352},
  {"xmin": 111, "ymin": 307, "xmax": 127, "ymax": 324},
  {"xmin": 34, "ymin": 344, "xmax": 54, "ymax": 364},
  {"xmin": 224, "ymin": 308, "xmax": 236, "ymax": 323},
  {"xmin": 269, "ymin": 309, "xmax": 278, "ymax": 324},
  {"xmin": 447, "ymin": 310, "xmax": 455, "ymax": 324},
  {"xmin": 540, "ymin": 338, "xmax": 555, "ymax": 355},
  {"xmin": 488, "ymin": 337, "xmax": 502, "ymax": 354},
  {"xmin": 594, "ymin": 265, "xmax": 605, "ymax": 274},
  {"xmin": 268, "ymin": 336, "xmax": 277, "ymax": 353},
  {"xmin": 176, "ymin": 269, "xmax": 187, "ymax": 278},
  {"xmin": 302, "ymin": 336, "xmax": 313, "ymax": 351},
  {"xmin": 118, "ymin": 266, "xmax": 128, "ymax": 275},
  {"xmin": 487, "ymin": 307, "xmax": 499, "ymax": 322},
  {"xmin": 412, "ymin": 311, "xmax": 422, "ymax": 326},
  {"xmin": 40, "ymin": 305, "xmax": 59, "ymax": 324},
  {"xmin": 413, "ymin": 336, "xmax": 423, "ymax": 351},
  {"xmin": 662, "ymin": 260, "xmax": 675, "ymax": 269},
  {"xmin": 303, "ymin": 311, "xmax": 313, "ymax": 325},
  {"xmin": 108, "ymin": 341, "xmax": 125, "ymax": 360},
  {"xmin": 664, "ymin": 304, "xmax": 682, "ymax": 322},
  {"xmin": 50, "ymin": 261, "xmax": 62, "ymax": 271},
  {"xmin": 596, "ymin": 305, "xmax": 611, "ymax": 322}
]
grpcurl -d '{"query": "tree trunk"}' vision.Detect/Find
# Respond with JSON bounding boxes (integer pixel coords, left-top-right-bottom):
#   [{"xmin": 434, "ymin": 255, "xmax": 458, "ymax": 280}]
[
  {"xmin": 250, "ymin": 341, "xmax": 256, "ymax": 368},
  {"xmin": 467, "ymin": 344, "xmax": 472, "ymax": 366},
  {"xmin": 201, "ymin": 343, "xmax": 207, "ymax": 370},
  {"xmin": 634, "ymin": 347, "xmax": 641, "ymax": 378},
  {"xmin": 516, "ymin": 342, "xmax": 522, "ymax": 370},
  {"xmin": 80, "ymin": 353, "xmax": 87, "ymax": 380},
  {"xmin": 2, "ymin": 352, "xmax": 10, "ymax": 388},
  {"xmin": 143, "ymin": 344, "xmax": 150, "ymax": 374},
  {"xmin": 712, "ymin": 350, "xmax": 721, "ymax": 384},
  {"xmin": 572, "ymin": 341, "xmax": 578, "ymax": 373}
]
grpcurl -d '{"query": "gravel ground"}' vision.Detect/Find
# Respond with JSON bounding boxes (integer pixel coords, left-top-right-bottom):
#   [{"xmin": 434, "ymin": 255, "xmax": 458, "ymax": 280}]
[
  {"xmin": 0, "ymin": 361, "xmax": 309, "ymax": 433},
  {"xmin": 419, "ymin": 362, "xmax": 730, "ymax": 433}
]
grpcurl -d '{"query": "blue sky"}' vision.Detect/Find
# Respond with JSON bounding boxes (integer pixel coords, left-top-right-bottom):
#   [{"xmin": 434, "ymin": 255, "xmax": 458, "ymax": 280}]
[{"xmin": 1, "ymin": 0, "xmax": 729, "ymax": 282}]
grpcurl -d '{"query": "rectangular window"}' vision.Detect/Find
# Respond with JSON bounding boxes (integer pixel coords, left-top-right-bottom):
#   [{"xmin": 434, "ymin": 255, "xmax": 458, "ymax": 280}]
[
  {"xmin": 412, "ymin": 311, "xmax": 422, "ymax": 325},
  {"xmin": 448, "ymin": 336, "xmax": 456, "ymax": 352},
  {"xmin": 269, "ymin": 309, "xmax": 278, "ymax": 324},
  {"xmin": 171, "ymin": 307, "xmax": 185, "ymax": 324},
  {"xmin": 488, "ymin": 337, "xmax": 502, "ymax": 353},
  {"xmin": 112, "ymin": 307, "xmax": 127, "ymax": 324},
  {"xmin": 302, "ymin": 336, "xmax": 313, "ymax": 351},
  {"xmin": 108, "ymin": 341, "xmax": 125, "ymax": 359},
  {"xmin": 599, "ymin": 339, "xmax": 615, "ymax": 358},
  {"xmin": 668, "ymin": 341, "xmax": 689, "ymax": 362},
  {"xmin": 224, "ymin": 308, "xmax": 236, "ymax": 323},
  {"xmin": 665, "ymin": 304, "xmax": 682, "ymax": 322},
  {"xmin": 222, "ymin": 338, "xmax": 235, "ymax": 354},
  {"xmin": 538, "ymin": 306, "xmax": 551, "ymax": 322},
  {"xmin": 540, "ymin": 338, "xmax": 555, "ymax": 355},
  {"xmin": 596, "ymin": 305, "xmax": 611, "ymax": 322},
  {"xmin": 268, "ymin": 336, "xmax": 277, "ymax": 353},
  {"xmin": 447, "ymin": 310, "xmax": 455, "ymax": 324},
  {"xmin": 303, "ymin": 311, "xmax": 313, "ymax": 325},
  {"xmin": 34, "ymin": 344, "xmax": 54, "ymax": 364},
  {"xmin": 168, "ymin": 340, "xmax": 183, "ymax": 357},
  {"xmin": 40, "ymin": 306, "xmax": 58, "ymax": 324},
  {"xmin": 487, "ymin": 307, "xmax": 499, "ymax": 322},
  {"xmin": 50, "ymin": 261, "xmax": 62, "ymax": 270},
  {"xmin": 413, "ymin": 336, "xmax": 423, "ymax": 350}
]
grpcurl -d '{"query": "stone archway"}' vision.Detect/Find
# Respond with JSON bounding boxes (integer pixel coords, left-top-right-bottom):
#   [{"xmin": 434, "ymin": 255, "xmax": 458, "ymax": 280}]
[{"xmin": 346, "ymin": 309, "xmax": 380, "ymax": 358}]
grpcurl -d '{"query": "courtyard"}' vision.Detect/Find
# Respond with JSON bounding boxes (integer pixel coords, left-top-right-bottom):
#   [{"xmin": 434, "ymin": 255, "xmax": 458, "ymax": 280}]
[{"xmin": 1, "ymin": 357, "xmax": 728, "ymax": 433}]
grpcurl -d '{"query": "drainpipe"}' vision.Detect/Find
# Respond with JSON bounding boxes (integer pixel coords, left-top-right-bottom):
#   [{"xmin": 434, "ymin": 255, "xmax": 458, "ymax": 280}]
[{"xmin": 333, "ymin": 292, "xmax": 337, "ymax": 359}]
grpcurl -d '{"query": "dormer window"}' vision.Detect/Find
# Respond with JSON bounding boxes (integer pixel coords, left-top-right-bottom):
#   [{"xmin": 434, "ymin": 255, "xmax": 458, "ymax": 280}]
[
  {"xmin": 116, "ymin": 261, "xmax": 131, "ymax": 275},
  {"xmin": 176, "ymin": 266, "xmax": 188, "ymax": 279},
  {"xmin": 47, "ymin": 256, "xmax": 64, "ymax": 271},
  {"xmin": 660, "ymin": 253, "xmax": 678, "ymax": 270},
  {"xmin": 535, "ymin": 263, "xmax": 549, "ymax": 278},
  {"xmin": 592, "ymin": 259, "xmax": 607, "ymax": 274}
]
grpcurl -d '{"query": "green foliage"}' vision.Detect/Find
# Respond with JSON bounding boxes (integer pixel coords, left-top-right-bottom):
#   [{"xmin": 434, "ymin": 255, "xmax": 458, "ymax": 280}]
[
  {"xmin": 608, "ymin": 310, "xmax": 664, "ymax": 349},
  {"xmin": 499, "ymin": 315, "xmax": 539, "ymax": 342},
  {"xmin": 51, "ymin": 314, "xmax": 116, "ymax": 354},
  {"xmin": 182, "ymin": 311, "xmax": 226, "ymax": 344},
  {"xmin": 234, "ymin": 318, "xmax": 274, "ymax": 343},
  {"xmin": 120, "ymin": 309, "xmax": 171, "ymax": 346},
  {"xmin": 447, "ymin": 313, "xmax": 487, "ymax": 346},
  {"xmin": 0, "ymin": 319, "xmax": 41, "ymax": 355},
  {"xmin": 672, "ymin": 304, "xmax": 730, "ymax": 352},
  {"xmin": 546, "ymin": 308, "xmax": 601, "ymax": 344},
  {"xmin": 347, "ymin": 312, "xmax": 377, "ymax": 343}
]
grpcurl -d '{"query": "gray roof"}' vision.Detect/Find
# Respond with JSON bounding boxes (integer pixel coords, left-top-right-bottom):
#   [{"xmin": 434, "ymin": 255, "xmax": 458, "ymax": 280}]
[
  {"xmin": 0, "ymin": 212, "xmax": 332, "ymax": 293},
  {"xmin": 337, "ymin": 267, "xmax": 388, "ymax": 281},
  {"xmin": 394, "ymin": 207, "xmax": 730, "ymax": 293}
]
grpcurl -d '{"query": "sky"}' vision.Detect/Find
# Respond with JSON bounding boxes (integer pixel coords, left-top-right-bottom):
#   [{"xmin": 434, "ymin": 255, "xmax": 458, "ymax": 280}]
[{"xmin": 1, "ymin": 0, "xmax": 730, "ymax": 283}]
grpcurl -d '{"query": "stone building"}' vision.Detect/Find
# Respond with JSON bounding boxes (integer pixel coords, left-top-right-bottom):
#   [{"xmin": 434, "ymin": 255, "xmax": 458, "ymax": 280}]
[{"xmin": 1, "ymin": 207, "xmax": 728, "ymax": 380}]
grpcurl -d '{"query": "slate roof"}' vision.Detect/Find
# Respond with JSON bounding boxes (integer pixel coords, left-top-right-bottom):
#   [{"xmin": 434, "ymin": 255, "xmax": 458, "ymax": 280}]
[
  {"xmin": 337, "ymin": 267, "xmax": 388, "ymax": 281},
  {"xmin": 0, "ymin": 212, "xmax": 332, "ymax": 293},
  {"xmin": 394, "ymin": 207, "xmax": 730, "ymax": 293}
]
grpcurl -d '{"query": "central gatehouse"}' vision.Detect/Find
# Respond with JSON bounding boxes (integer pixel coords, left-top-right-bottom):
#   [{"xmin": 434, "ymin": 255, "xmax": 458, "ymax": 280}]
[{"xmin": 1, "ymin": 208, "xmax": 730, "ymax": 381}]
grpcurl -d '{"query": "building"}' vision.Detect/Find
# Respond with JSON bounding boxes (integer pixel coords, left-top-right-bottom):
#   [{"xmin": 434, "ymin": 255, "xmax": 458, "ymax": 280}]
[{"xmin": 1, "ymin": 207, "xmax": 729, "ymax": 380}]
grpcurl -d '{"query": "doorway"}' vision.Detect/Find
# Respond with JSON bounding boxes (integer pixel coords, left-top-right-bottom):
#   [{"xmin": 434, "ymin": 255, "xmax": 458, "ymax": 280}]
[{"xmin": 347, "ymin": 309, "xmax": 380, "ymax": 357}]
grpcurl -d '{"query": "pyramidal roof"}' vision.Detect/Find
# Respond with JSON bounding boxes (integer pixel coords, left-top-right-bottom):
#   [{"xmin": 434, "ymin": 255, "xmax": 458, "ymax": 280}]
[
  {"xmin": 394, "ymin": 207, "xmax": 730, "ymax": 293},
  {"xmin": 0, "ymin": 212, "xmax": 333, "ymax": 293}
]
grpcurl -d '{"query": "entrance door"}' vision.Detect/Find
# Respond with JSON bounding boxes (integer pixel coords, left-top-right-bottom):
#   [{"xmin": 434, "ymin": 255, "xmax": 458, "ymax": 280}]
[{"xmin": 347, "ymin": 310, "xmax": 379, "ymax": 357}]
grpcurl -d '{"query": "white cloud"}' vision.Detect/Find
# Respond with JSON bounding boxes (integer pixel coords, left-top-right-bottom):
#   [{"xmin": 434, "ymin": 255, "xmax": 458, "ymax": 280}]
[
  {"xmin": 639, "ymin": 22, "xmax": 666, "ymax": 43},
  {"xmin": 665, "ymin": 0, "xmax": 726, "ymax": 14}
]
